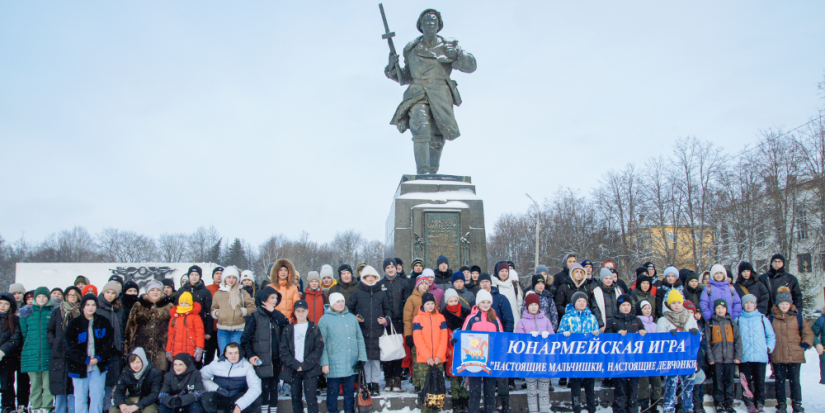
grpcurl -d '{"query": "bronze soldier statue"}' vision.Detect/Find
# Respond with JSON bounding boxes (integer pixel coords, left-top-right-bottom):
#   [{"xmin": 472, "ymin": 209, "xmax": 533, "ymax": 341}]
[{"xmin": 384, "ymin": 9, "xmax": 477, "ymax": 174}]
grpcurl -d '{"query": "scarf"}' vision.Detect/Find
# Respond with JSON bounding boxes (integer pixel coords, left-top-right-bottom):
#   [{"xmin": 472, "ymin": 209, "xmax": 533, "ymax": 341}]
[
  {"xmin": 664, "ymin": 307, "xmax": 691, "ymax": 331},
  {"xmin": 221, "ymin": 281, "xmax": 242, "ymax": 310},
  {"xmin": 446, "ymin": 303, "xmax": 462, "ymax": 317},
  {"xmin": 385, "ymin": 273, "xmax": 398, "ymax": 282},
  {"xmin": 62, "ymin": 299, "xmax": 81, "ymax": 328}
]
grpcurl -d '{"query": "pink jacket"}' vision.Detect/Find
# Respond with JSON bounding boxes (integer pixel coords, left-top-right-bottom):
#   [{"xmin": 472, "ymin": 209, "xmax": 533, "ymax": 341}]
[{"xmin": 515, "ymin": 309, "xmax": 555, "ymax": 335}]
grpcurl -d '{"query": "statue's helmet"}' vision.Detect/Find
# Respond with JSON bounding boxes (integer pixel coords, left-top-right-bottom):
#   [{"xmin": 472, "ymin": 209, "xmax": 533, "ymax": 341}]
[{"xmin": 417, "ymin": 9, "xmax": 443, "ymax": 33}]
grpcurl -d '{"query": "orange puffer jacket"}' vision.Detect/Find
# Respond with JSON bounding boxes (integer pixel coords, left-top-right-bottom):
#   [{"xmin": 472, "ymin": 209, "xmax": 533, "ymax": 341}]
[
  {"xmin": 412, "ymin": 308, "xmax": 448, "ymax": 364},
  {"xmin": 166, "ymin": 302, "xmax": 205, "ymax": 357},
  {"xmin": 302, "ymin": 289, "xmax": 327, "ymax": 324}
]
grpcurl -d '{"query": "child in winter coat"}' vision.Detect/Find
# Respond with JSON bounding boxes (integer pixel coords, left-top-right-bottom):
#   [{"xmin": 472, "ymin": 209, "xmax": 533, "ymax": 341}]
[
  {"xmin": 0, "ymin": 293, "xmax": 22, "ymax": 413},
  {"xmin": 657, "ymin": 290, "xmax": 700, "ymax": 413},
  {"xmin": 279, "ymin": 300, "xmax": 324, "ymax": 413},
  {"xmin": 159, "ymin": 353, "xmax": 205, "ymax": 413},
  {"xmin": 112, "ymin": 348, "xmax": 163, "ymax": 413},
  {"xmin": 241, "ymin": 286, "xmax": 289, "ymax": 413},
  {"xmin": 20, "ymin": 286, "xmax": 54, "ymax": 413},
  {"xmin": 211, "ymin": 266, "xmax": 256, "ymax": 355},
  {"xmin": 301, "ymin": 272, "xmax": 328, "ymax": 325},
  {"xmin": 346, "ymin": 265, "xmax": 391, "ymax": 396},
  {"xmin": 200, "ymin": 343, "xmax": 262, "ymax": 413},
  {"xmin": 444, "ymin": 271, "xmax": 475, "ymax": 311},
  {"xmin": 462, "ymin": 289, "xmax": 503, "ymax": 413},
  {"xmin": 655, "ymin": 267, "xmax": 684, "ymax": 319},
  {"xmin": 515, "ymin": 293, "xmax": 554, "ymax": 413},
  {"xmin": 319, "ymin": 265, "xmax": 337, "ymax": 296},
  {"xmin": 558, "ymin": 291, "xmax": 600, "ymax": 413},
  {"xmin": 442, "ymin": 290, "xmax": 471, "ymax": 413},
  {"xmin": 770, "ymin": 286, "xmax": 814, "ymax": 413},
  {"xmin": 700, "ymin": 264, "xmax": 742, "ymax": 321},
  {"xmin": 635, "ymin": 300, "xmax": 662, "ymax": 413},
  {"xmin": 65, "ymin": 294, "xmax": 115, "ymax": 413},
  {"xmin": 737, "ymin": 294, "xmax": 776, "ymax": 413},
  {"xmin": 684, "ymin": 300, "xmax": 708, "ymax": 413},
  {"xmin": 318, "ymin": 293, "xmax": 368, "ymax": 413},
  {"xmin": 526, "ymin": 274, "xmax": 559, "ymax": 332},
  {"xmin": 424, "ymin": 269, "xmax": 445, "ymax": 306},
  {"xmin": 167, "ymin": 292, "xmax": 206, "ymax": 362},
  {"xmin": 604, "ymin": 294, "xmax": 646, "ymax": 413},
  {"xmin": 412, "ymin": 293, "xmax": 448, "ymax": 413},
  {"xmin": 705, "ymin": 298, "xmax": 742, "ymax": 413},
  {"xmin": 630, "ymin": 275, "xmax": 656, "ymax": 317},
  {"xmin": 814, "ymin": 307, "xmax": 825, "ymax": 385}
]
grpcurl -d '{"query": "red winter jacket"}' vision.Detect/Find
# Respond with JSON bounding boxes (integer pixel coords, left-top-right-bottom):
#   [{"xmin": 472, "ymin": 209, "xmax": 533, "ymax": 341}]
[
  {"xmin": 301, "ymin": 289, "xmax": 328, "ymax": 324},
  {"xmin": 166, "ymin": 302, "xmax": 205, "ymax": 357}
]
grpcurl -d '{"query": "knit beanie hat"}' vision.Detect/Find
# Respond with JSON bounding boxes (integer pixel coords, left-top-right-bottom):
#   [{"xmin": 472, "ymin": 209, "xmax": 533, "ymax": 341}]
[
  {"xmin": 360, "ymin": 266, "xmax": 380, "ymax": 280},
  {"xmin": 328, "ymin": 292, "xmax": 345, "ymax": 306},
  {"xmin": 686, "ymin": 271, "xmax": 700, "ymax": 284},
  {"xmin": 306, "ymin": 271, "xmax": 321, "ymax": 283},
  {"xmin": 337, "ymin": 264, "xmax": 354, "ymax": 277},
  {"xmin": 496, "ymin": 261, "xmax": 509, "ymax": 274},
  {"xmin": 666, "ymin": 289, "xmax": 684, "ymax": 306},
  {"xmin": 437, "ymin": 255, "xmax": 449, "ymax": 267},
  {"xmin": 161, "ymin": 279, "xmax": 176, "ymax": 291},
  {"xmin": 320, "ymin": 265, "xmax": 334, "ymax": 280},
  {"xmin": 776, "ymin": 286, "xmax": 793, "ymax": 305},
  {"xmin": 294, "ymin": 300, "xmax": 308, "ymax": 310},
  {"xmin": 714, "ymin": 298, "xmax": 728, "ymax": 310},
  {"xmin": 145, "ymin": 280, "xmax": 163, "ymax": 293},
  {"xmin": 74, "ymin": 276, "xmax": 88, "ymax": 286},
  {"xmin": 80, "ymin": 293, "xmax": 99, "ymax": 309},
  {"xmin": 103, "ymin": 281, "xmax": 122, "ymax": 295},
  {"xmin": 663, "ymin": 266, "xmax": 679, "ymax": 278},
  {"xmin": 451, "ymin": 272, "xmax": 465, "ymax": 284},
  {"xmin": 475, "ymin": 289, "xmax": 493, "ymax": 304},
  {"xmin": 616, "ymin": 294, "xmax": 633, "ymax": 310},
  {"xmin": 415, "ymin": 274, "xmax": 429, "ymax": 288},
  {"xmin": 531, "ymin": 274, "xmax": 546, "ymax": 290},
  {"xmin": 470, "ymin": 264, "xmax": 482, "ymax": 273},
  {"xmin": 536, "ymin": 264, "xmax": 549, "ymax": 274},
  {"xmin": 382, "ymin": 258, "xmax": 397, "ymax": 270},
  {"xmin": 188, "ymin": 265, "xmax": 203, "ymax": 276},
  {"xmin": 741, "ymin": 294, "xmax": 757, "ymax": 306},
  {"xmin": 212, "ymin": 266, "xmax": 224, "ymax": 277},
  {"xmin": 34, "ymin": 286, "xmax": 50, "ymax": 300},
  {"xmin": 477, "ymin": 273, "xmax": 492, "ymax": 284},
  {"xmin": 443, "ymin": 289, "xmax": 459, "ymax": 304},
  {"xmin": 412, "ymin": 258, "xmax": 425, "ymax": 269},
  {"xmin": 571, "ymin": 291, "xmax": 588, "ymax": 306},
  {"xmin": 421, "ymin": 292, "xmax": 436, "ymax": 307},
  {"xmin": 581, "ymin": 260, "xmax": 593, "ymax": 268},
  {"xmin": 8, "ymin": 283, "xmax": 25, "ymax": 295},
  {"xmin": 422, "ymin": 268, "xmax": 435, "ymax": 280},
  {"xmin": 395, "ymin": 258, "xmax": 403, "ymax": 266},
  {"xmin": 123, "ymin": 280, "xmax": 139, "ymax": 293},
  {"xmin": 240, "ymin": 270, "xmax": 254, "ymax": 283},
  {"xmin": 222, "ymin": 266, "xmax": 240, "ymax": 281},
  {"xmin": 525, "ymin": 292, "xmax": 541, "ymax": 308},
  {"xmin": 710, "ymin": 264, "xmax": 727, "ymax": 279},
  {"xmin": 81, "ymin": 285, "xmax": 98, "ymax": 297},
  {"xmin": 177, "ymin": 292, "xmax": 194, "ymax": 314},
  {"xmin": 50, "ymin": 287, "xmax": 64, "ymax": 296},
  {"xmin": 599, "ymin": 268, "xmax": 613, "ymax": 279},
  {"xmin": 683, "ymin": 300, "xmax": 697, "ymax": 313}
]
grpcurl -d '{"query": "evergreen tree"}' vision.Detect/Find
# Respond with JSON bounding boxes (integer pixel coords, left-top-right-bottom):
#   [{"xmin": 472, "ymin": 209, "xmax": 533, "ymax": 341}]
[
  {"xmin": 226, "ymin": 238, "xmax": 246, "ymax": 268},
  {"xmin": 208, "ymin": 238, "xmax": 222, "ymax": 264}
]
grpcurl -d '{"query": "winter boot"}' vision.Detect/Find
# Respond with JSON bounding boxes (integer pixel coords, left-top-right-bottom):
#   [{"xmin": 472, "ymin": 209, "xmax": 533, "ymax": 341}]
[
  {"xmin": 548, "ymin": 381, "xmax": 555, "ymax": 392},
  {"xmin": 602, "ymin": 378, "xmax": 614, "ymax": 388},
  {"xmin": 571, "ymin": 396, "xmax": 582, "ymax": 413},
  {"xmin": 559, "ymin": 378, "xmax": 568, "ymax": 386},
  {"xmin": 744, "ymin": 399, "xmax": 757, "ymax": 413},
  {"xmin": 649, "ymin": 398, "xmax": 660, "ymax": 413},
  {"xmin": 373, "ymin": 382, "xmax": 381, "ymax": 397},
  {"xmin": 269, "ymin": 405, "xmax": 277, "ymax": 413},
  {"xmin": 395, "ymin": 376, "xmax": 403, "ymax": 392},
  {"xmin": 792, "ymin": 403, "xmax": 805, "ymax": 413},
  {"xmin": 401, "ymin": 368, "xmax": 410, "ymax": 380},
  {"xmin": 499, "ymin": 397, "xmax": 510, "ymax": 413},
  {"xmin": 639, "ymin": 398, "xmax": 650, "ymax": 413},
  {"xmin": 384, "ymin": 379, "xmax": 391, "ymax": 393},
  {"xmin": 775, "ymin": 405, "xmax": 787, "ymax": 413}
]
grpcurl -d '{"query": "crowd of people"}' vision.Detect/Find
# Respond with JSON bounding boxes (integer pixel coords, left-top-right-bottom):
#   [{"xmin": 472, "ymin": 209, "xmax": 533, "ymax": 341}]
[{"xmin": 0, "ymin": 253, "xmax": 819, "ymax": 413}]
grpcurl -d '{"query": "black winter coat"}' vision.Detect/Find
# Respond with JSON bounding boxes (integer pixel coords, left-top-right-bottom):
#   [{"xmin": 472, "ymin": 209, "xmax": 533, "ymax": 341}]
[
  {"xmin": 683, "ymin": 284, "xmax": 704, "ymax": 310},
  {"xmin": 121, "ymin": 294, "xmax": 138, "ymax": 319},
  {"xmin": 330, "ymin": 279, "xmax": 360, "ymax": 303},
  {"xmin": 555, "ymin": 279, "xmax": 592, "ymax": 320},
  {"xmin": 443, "ymin": 306, "xmax": 471, "ymax": 331},
  {"xmin": 734, "ymin": 274, "xmax": 770, "ymax": 315},
  {"xmin": 759, "ymin": 269, "xmax": 803, "ymax": 311},
  {"xmin": 177, "ymin": 282, "xmax": 214, "ymax": 333},
  {"xmin": 113, "ymin": 365, "xmax": 163, "ymax": 409},
  {"xmin": 96, "ymin": 295, "xmax": 125, "ymax": 387},
  {"xmin": 65, "ymin": 315, "xmax": 114, "ymax": 379},
  {"xmin": 590, "ymin": 284, "xmax": 622, "ymax": 328},
  {"xmin": 433, "ymin": 268, "xmax": 453, "ymax": 289},
  {"xmin": 0, "ymin": 311, "xmax": 22, "ymax": 374},
  {"xmin": 47, "ymin": 307, "xmax": 73, "ymax": 396},
  {"xmin": 241, "ymin": 306, "xmax": 289, "ymax": 379},
  {"xmin": 346, "ymin": 282, "xmax": 391, "ymax": 361},
  {"xmin": 655, "ymin": 280, "xmax": 684, "ymax": 319},
  {"xmin": 379, "ymin": 276, "xmax": 410, "ymax": 321},
  {"xmin": 159, "ymin": 357, "xmax": 204, "ymax": 408},
  {"xmin": 604, "ymin": 312, "xmax": 646, "ymax": 334},
  {"xmin": 279, "ymin": 321, "xmax": 324, "ymax": 381}
]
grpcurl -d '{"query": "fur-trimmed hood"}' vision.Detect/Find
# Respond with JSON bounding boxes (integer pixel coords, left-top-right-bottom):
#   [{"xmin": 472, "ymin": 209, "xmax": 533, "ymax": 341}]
[{"xmin": 268, "ymin": 258, "xmax": 300, "ymax": 286}]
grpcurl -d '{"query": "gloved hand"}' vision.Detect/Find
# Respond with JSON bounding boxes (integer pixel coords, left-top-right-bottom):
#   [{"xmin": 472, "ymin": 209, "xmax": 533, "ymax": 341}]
[
  {"xmin": 406, "ymin": 336, "xmax": 414, "ymax": 348},
  {"xmin": 169, "ymin": 396, "xmax": 182, "ymax": 409},
  {"xmin": 563, "ymin": 331, "xmax": 571, "ymax": 337},
  {"xmin": 166, "ymin": 351, "xmax": 173, "ymax": 362},
  {"xmin": 670, "ymin": 329, "xmax": 678, "ymax": 336},
  {"xmin": 801, "ymin": 344, "xmax": 810, "ymax": 350},
  {"xmin": 216, "ymin": 386, "xmax": 231, "ymax": 397},
  {"xmin": 194, "ymin": 347, "xmax": 204, "ymax": 361},
  {"xmin": 531, "ymin": 331, "xmax": 539, "ymax": 337},
  {"xmin": 591, "ymin": 330, "xmax": 599, "ymax": 337},
  {"xmin": 451, "ymin": 337, "xmax": 457, "ymax": 345},
  {"xmin": 356, "ymin": 360, "xmax": 365, "ymax": 371},
  {"xmin": 541, "ymin": 331, "xmax": 550, "ymax": 339},
  {"xmin": 689, "ymin": 328, "xmax": 699, "ymax": 335}
]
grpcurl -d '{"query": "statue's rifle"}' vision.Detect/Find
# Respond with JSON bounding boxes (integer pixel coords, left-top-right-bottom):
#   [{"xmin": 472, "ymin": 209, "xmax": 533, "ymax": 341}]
[{"xmin": 379, "ymin": 3, "xmax": 404, "ymax": 85}]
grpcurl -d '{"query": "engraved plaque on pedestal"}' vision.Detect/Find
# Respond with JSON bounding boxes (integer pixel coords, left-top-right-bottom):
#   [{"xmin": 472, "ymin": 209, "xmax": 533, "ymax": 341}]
[{"xmin": 424, "ymin": 211, "xmax": 461, "ymax": 268}]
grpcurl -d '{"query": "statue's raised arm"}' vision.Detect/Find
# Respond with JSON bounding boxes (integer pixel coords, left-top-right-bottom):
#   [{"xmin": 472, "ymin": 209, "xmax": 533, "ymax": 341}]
[{"xmin": 382, "ymin": 8, "xmax": 476, "ymax": 174}]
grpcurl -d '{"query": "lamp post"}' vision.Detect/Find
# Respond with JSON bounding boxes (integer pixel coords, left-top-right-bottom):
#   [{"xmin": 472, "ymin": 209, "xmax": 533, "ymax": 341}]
[{"xmin": 526, "ymin": 193, "xmax": 541, "ymax": 270}]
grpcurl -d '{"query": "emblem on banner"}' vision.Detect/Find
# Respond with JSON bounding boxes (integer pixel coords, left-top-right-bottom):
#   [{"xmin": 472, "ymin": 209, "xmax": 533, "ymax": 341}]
[{"xmin": 457, "ymin": 333, "xmax": 491, "ymax": 374}]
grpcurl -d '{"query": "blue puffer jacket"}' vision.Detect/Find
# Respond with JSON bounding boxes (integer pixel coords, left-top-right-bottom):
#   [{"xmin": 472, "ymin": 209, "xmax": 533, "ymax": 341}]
[
  {"xmin": 736, "ymin": 309, "xmax": 776, "ymax": 363},
  {"xmin": 558, "ymin": 304, "xmax": 599, "ymax": 334},
  {"xmin": 317, "ymin": 305, "xmax": 367, "ymax": 378}
]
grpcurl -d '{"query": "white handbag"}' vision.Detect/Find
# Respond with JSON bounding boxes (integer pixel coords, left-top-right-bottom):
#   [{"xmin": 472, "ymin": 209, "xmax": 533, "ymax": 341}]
[{"xmin": 379, "ymin": 321, "xmax": 407, "ymax": 361}]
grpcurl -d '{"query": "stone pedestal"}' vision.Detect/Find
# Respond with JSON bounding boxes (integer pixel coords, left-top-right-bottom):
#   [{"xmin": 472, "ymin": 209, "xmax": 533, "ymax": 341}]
[{"xmin": 385, "ymin": 175, "xmax": 487, "ymax": 270}]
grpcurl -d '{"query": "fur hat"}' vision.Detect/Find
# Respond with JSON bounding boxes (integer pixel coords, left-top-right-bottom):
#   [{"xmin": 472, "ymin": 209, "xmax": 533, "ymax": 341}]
[
  {"xmin": 320, "ymin": 265, "xmax": 334, "ymax": 280},
  {"xmin": 525, "ymin": 292, "xmax": 541, "ymax": 308},
  {"xmin": 451, "ymin": 272, "xmax": 465, "ymax": 284},
  {"xmin": 475, "ymin": 289, "xmax": 493, "ymax": 304}
]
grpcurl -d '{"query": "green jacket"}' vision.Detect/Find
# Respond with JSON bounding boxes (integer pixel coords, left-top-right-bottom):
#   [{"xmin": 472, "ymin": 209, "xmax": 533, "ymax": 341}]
[
  {"xmin": 813, "ymin": 315, "xmax": 825, "ymax": 347},
  {"xmin": 20, "ymin": 302, "xmax": 54, "ymax": 372}
]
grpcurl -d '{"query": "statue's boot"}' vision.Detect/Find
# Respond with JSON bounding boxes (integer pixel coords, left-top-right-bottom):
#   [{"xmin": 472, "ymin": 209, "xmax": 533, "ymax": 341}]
[
  {"xmin": 414, "ymin": 142, "xmax": 431, "ymax": 174},
  {"xmin": 428, "ymin": 145, "xmax": 442, "ymax": 174}
]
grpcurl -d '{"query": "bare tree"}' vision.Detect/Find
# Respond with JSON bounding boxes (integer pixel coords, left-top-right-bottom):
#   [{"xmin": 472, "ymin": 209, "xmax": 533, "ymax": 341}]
[
  {"xmin": 97, "ymin": 228, "xmax": 157, "ymax": 262},
  {"xmin": 188, "ymin": 226, "xmax": 220, "ymax": 262},
  {"xmin": 158, "ymin": 233, "xmax": 189, "ymax": 262},
  {"xmin": 331, "ymin": 230, "xmax": 365, "ymax": 267}
]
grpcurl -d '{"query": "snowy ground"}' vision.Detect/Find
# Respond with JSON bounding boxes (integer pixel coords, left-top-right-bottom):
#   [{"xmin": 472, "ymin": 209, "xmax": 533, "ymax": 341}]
[{"xmin": 338, "ymin": 349, "xmax": 825, "ymax": 412}]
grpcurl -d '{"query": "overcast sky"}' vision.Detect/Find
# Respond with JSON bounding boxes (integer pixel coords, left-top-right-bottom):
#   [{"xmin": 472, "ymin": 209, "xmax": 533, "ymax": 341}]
[{"xmin": 2, "ymin": 1, "xmax": 824, "ymax": 247}]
